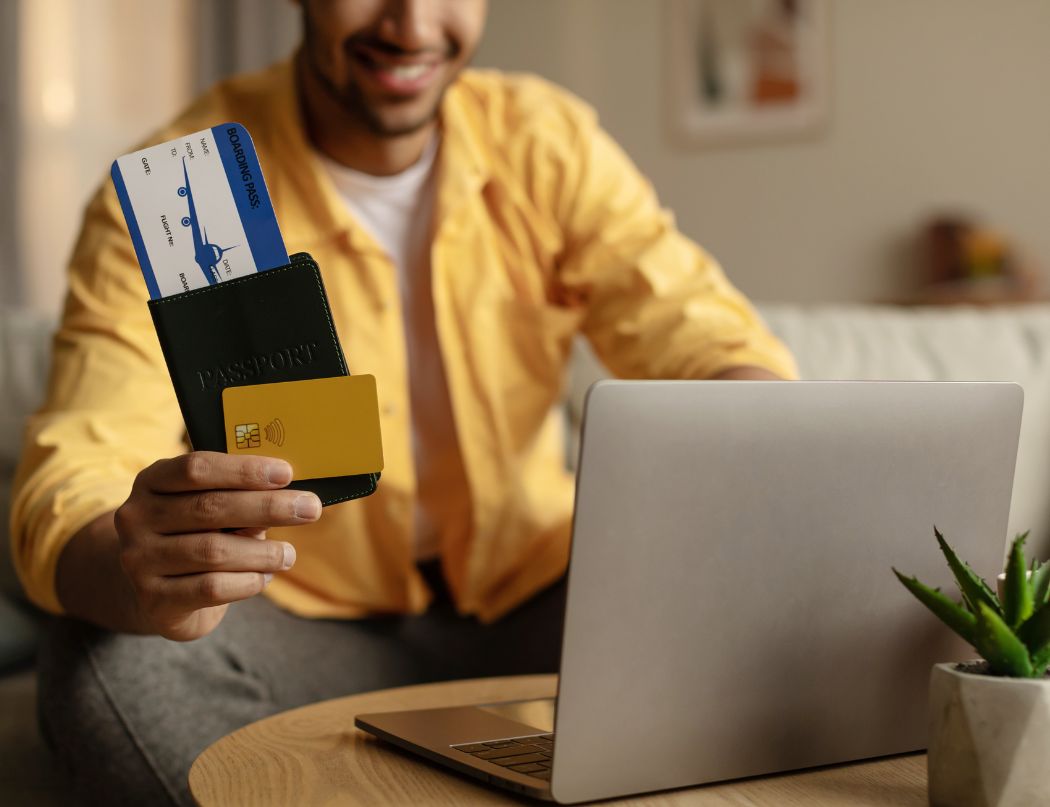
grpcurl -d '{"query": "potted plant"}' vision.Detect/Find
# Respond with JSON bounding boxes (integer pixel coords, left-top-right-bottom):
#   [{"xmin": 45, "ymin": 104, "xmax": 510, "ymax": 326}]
[{"xmin": 895, "ymin": 529, "xmax": 1050, "ymax": 807}]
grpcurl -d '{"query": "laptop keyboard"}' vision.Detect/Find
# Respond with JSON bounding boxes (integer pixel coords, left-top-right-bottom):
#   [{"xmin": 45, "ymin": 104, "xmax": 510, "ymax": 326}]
[{"xmin": 452, "ymin": 734, "xmax": 555, "ymax": 781}]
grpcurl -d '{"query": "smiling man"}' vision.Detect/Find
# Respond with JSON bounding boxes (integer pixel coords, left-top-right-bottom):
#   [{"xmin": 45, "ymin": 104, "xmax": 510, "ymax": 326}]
[
  {"xmin": 298, "ymin": 0, "xmax": 485, "ymax": 165},
  {"xmin": 12, "ymin": 1, "xmax": 795, "ymax": 804}
]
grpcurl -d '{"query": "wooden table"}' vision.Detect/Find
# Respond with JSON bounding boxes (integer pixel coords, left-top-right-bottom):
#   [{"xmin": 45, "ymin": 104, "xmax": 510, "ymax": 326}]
[{"xmin": 189, "ymin": 674, "xmax": 928, "ymax": 806}]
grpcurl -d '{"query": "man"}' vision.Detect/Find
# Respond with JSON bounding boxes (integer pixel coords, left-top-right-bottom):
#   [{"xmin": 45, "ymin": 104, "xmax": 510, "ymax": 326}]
[{"xmin": 11, "ymin": 1, "xmax": 796, "ymax": 804}]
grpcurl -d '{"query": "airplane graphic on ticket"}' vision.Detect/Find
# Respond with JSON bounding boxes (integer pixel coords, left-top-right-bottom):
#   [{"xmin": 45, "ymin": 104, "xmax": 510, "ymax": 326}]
[
  {"xmin": 111, "ymin": 123, "xmax": 288, "ymax": 299},
  {"xmin": 178, "ymin": 156, "xmax": 237, "ymax": 285}
]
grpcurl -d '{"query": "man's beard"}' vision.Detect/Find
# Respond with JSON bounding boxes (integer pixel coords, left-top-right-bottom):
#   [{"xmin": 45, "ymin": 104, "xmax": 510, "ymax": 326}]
[
  {"xmin": 301, "ymin": 10, "xmax": 454, "ymax": 140},
  {"xmin": 316, "ymin": 67, "xmax": 444, "ymax": 138}
]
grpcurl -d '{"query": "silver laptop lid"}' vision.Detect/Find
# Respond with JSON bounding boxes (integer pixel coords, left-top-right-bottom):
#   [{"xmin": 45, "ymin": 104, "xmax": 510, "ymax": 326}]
[{"xmin": 551, "ymin": 381, "xmax": 1022, "ymax": 804}]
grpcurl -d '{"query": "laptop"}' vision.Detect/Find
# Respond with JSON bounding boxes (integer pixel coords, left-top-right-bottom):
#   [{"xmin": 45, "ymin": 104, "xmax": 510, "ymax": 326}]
[{"xmin": 356, "ymin": 380, "xmax": 1023, "ymax": 803}]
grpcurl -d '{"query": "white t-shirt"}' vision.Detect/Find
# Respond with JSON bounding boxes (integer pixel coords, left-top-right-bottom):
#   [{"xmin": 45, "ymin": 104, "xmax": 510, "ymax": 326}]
[{"xmin": 320, "ymin": 139, "xmax": 452, "ymax": 560}]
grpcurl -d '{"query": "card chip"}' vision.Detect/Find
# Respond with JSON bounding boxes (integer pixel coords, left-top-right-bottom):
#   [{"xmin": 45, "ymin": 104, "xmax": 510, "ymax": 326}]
[{"xmin": 235, "ymin": 423, "xmax": 260, "ymax": 449}]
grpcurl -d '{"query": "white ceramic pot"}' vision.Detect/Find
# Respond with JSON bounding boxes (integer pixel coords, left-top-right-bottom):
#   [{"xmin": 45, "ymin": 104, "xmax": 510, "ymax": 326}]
[{"xmin": 928, "ymin": 662, "xmax": 1050, "ymax": 807}]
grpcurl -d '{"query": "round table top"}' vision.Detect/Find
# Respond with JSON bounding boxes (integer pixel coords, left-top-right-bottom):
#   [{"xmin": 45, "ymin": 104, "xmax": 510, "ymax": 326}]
[{"xmin": 189, "ymin": 674, "xmax": 927, "ymax": 806}]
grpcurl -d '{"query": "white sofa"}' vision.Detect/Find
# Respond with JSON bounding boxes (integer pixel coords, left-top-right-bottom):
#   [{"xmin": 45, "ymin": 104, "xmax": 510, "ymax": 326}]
[
  {"xmin": 0, "ymin": 309, "xmax": 67, "ymax": 806},
  {"xmin": 570, "ymin": 304, "xmax": 1050, "ymax": 560},
  {"xmin": 4, "ymin": 303, "xmax": 1050, "ymax": 804}
]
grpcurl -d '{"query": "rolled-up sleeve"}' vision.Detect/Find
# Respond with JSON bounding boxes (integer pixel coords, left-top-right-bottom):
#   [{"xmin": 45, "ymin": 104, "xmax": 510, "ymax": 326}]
[
  {"xmin": 10, "ymin": 180, "xmax": 186, "ymax": 613},
  {"xmin": 554, "ymin": 109, "xmax": 797, "ymax": 382}
]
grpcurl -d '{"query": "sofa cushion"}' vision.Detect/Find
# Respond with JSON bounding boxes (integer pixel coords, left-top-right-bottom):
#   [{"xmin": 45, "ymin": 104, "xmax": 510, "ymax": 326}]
[
  {"xmin": 0, "ymin": 310, "xmax": 53, "ymax": 604},
  {"xmin": 0, "ymin": 595, "xmax": 39, "ymax": 672},
  {"xmin": 0, "ymin": 310, "xmax": 52, "ymax": 467},
  {"xmin": 0, "ymin": 667, "xmax": 73, "ymax": 804}
]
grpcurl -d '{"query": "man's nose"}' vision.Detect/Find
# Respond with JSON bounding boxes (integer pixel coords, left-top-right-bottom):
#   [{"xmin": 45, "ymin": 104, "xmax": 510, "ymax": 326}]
[{"xmin": 377, "ymin": 0, "xmax": 441, "ymax": 53}]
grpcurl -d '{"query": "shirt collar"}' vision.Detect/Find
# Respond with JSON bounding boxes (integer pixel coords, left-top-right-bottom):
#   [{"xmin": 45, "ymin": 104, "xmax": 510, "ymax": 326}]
[
  {"xmin": 433, "ymin": 78, "xmax": 490, "ymax": 239},
  {"xmin": 261, "ymin": 57, "xmax": 354, "ymax": 252}
]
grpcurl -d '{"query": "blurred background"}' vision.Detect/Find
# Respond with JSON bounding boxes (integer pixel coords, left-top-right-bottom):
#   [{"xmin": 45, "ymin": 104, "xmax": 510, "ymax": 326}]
[
  {"xmin": 3, "ymin": 0, "xmax": 1050, "ymax": 315},
  {"xmin": 5, "ymin": 7, "xmax": 1050, "ymax": 800}
]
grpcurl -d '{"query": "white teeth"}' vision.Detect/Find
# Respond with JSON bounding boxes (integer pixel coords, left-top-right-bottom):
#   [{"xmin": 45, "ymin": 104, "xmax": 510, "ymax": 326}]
[{"xmin": 387, "ymin": 64, "xmax": 429, "ymax": 81}]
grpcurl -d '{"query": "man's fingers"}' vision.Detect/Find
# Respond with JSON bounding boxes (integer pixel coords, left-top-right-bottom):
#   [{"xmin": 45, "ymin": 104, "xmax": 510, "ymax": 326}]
[
  {"xmin": 155, "ymin": 571, "xmax": 272, "ymax": 611},
  {"xmin": 231, "ymin": 527, "xmax": 267, "ymax": 540},
  {"xmin": 142, "ymin": 452, "xmax": 293, "ymax": 494},
  {"xmin": 149, "ymin": 533, "xmax": 295, "ymax": 576},
  {"xmin": 151, "ymin": 489, "xmax": 321, "ymax": 534}
]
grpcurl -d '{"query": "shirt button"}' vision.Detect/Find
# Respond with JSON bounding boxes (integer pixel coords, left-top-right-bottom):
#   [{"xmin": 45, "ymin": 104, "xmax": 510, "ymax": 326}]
[{"xmin": 382, "ymin": 403, "xmax": 396, "ymax": 416}]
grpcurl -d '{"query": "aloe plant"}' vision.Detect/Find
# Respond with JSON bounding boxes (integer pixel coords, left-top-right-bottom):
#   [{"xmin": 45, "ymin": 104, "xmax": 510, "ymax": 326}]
[{"xmin": 894, "ymin": 528, "xmax": 1050, "ymax": 678}]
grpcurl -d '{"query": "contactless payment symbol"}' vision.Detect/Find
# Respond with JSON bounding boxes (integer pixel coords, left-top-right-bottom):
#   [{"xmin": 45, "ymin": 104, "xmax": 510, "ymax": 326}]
[
  {"xmin": 264, "ymin": 418, "xmax": 286, "ymax": 447},
  {"xmin": 235, "ymin": 423, "xmax": 260, "ymax": 449}
]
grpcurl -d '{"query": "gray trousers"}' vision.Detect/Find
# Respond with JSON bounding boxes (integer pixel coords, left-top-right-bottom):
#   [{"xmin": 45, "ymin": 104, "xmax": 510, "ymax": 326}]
[{"xmin": 37, "ymin": 563, "xmax": 566, "ymax": 806}]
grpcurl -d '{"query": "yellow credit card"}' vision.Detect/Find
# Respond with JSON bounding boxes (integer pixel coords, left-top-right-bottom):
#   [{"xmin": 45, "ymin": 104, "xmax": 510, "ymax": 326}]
[{"xmin": 222, "ymin": 375, "xmax": 384, "ymax": 479}]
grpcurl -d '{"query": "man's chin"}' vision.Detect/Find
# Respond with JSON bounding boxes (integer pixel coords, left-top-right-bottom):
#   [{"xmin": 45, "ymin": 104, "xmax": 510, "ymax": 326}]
[
  {"xmin": 363, "ymin": 113, "xmax": 439, "ymax": 139},
  {"xmin": 347, "ymin": 92, "xmax": 445, "ymax": 139}
]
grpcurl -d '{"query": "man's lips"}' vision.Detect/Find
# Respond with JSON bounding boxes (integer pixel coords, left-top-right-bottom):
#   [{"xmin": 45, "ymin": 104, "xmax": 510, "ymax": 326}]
[{"xmin": 351, "ymin": 43, "xmax": 446, "ymax": 96}]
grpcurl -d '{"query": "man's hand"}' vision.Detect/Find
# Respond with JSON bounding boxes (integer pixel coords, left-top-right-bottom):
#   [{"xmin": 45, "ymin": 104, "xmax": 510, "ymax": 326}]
[{"xmin": 57, "ymin": 452, "xmax": 320, "ymax": 641}]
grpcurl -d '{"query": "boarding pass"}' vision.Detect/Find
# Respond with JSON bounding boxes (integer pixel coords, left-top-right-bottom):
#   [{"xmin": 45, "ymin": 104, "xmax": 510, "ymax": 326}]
[{"xmin": 111, "ymin": 123, "xmax": 288, "ymax": 299}]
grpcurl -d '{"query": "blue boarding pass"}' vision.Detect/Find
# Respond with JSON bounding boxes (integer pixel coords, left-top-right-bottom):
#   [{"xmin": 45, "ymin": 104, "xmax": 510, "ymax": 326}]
[{"xmin": 111, "ymin": 122, "xmax": 288, "ymax": 299}]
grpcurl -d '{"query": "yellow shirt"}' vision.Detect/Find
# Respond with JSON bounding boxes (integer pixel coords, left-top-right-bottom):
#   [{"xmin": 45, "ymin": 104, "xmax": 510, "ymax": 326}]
[{"xmin": 10, "ymin": 60, "xmax": 796, "ymax": 622}]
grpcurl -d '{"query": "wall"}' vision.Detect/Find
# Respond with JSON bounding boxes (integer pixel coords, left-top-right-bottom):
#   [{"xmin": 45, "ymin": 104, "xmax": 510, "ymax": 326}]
[
  {"xmin": 474, "ymin": 0, "xmax": 1050, "ymax": 303},
  {"xmin": 11, "ymin": 0, "xmax": 1050, "ymax": 310},
  {"xmin": 0, "ymin": 1, "xmax": 18, "ymax": 306},
  {"xmin": 16, "ymin": 0, "xmax": 196, "ymax": 314},
  {"xmin": 10, "ymin": 0, "xmax": 300, "ymax": 316}
]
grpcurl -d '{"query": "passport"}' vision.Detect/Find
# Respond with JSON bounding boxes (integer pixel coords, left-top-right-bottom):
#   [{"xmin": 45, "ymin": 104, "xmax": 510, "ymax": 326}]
[{"xmin": 148, "ymin": 253, "xmax": 379, "ymax": 506}]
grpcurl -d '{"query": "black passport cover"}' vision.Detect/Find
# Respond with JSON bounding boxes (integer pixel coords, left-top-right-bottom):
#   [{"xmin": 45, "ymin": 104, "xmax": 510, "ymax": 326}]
[{"xmin": 148, "ymin": 252, "xmax": 378, "ymax": 505}]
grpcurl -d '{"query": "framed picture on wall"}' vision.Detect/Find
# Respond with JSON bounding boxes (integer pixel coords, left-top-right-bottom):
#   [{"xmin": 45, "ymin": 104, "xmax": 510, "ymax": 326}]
[{"xmin": 666, "ymin": 0, "xmax": 830, "ymax": 146}]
